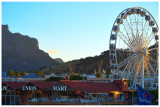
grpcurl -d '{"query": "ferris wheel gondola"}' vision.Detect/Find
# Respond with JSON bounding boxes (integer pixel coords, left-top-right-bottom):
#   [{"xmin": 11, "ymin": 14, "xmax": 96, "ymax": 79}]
[{"xmin": 109, "ymin": 7, "xmax": 159, "ymax": 90}]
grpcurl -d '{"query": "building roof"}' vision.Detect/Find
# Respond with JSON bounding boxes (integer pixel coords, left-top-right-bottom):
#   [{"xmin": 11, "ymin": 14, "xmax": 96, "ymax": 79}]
[
  {"xmin": 2, "ymin": 81, "xmax": 57, "ymax": 90},
  {"xmin": 30, "ymin": 81, "xmax": 57, "ymax": 89},
  {"xmin": 59, "ymin": 80, "xmax": 124, "ymax": 93},
  {"xmin": 3, "ymin": 81, "xmax": 28, "ymax": 89},
  {"xmin": 2, "ymin": 80, "xmax": 125, "ymax": 93}
]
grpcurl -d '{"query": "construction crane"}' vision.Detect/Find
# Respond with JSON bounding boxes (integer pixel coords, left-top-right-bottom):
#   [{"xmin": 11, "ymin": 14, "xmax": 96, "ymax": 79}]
[
  {"xmin": 98, "ymin": 60, "xmax": 103, "ymax": 73},
  {"xmin": 68, "ymin": 61, "xmax": 78, "ymax": 75},
  {"xmin": 95, "ymin": 60, "xmax": 103, "ymax": 78}
]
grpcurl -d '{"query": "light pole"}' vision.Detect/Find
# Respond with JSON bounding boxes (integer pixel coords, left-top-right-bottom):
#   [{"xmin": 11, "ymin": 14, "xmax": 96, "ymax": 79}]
[{"xmin": 141, "ymin": 54, "xmax": 144, "ymax": 88}]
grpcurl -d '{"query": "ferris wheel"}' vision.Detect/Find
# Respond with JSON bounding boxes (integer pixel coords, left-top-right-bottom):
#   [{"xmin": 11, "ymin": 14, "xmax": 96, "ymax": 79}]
[{"xmin": 109, "ymin": 7, "xmax": 159, "ymax": 90}]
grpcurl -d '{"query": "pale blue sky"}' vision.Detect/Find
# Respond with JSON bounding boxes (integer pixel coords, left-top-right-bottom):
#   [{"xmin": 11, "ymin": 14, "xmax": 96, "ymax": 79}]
[{"xmin": 2, "ymin": 2, "xmax": 158, "ymax": 62}]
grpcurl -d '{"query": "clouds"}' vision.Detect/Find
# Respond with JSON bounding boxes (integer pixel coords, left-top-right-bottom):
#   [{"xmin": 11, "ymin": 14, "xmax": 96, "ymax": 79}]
[{"xmin": 46, "ymin": 50, "xmax": 58, "ymax": 54}]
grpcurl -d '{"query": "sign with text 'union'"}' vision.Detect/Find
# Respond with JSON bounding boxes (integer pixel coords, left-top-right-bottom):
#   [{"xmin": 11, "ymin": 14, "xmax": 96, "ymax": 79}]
[{"xmin": 22, "ymin": 86, "xmax": 37, "ymax": 90}]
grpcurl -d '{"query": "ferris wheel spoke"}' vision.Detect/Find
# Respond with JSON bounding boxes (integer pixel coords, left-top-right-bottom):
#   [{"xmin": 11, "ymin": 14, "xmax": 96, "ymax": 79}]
[
  {"xmin": 145, "ymin": 56, "xmax": 158, "ymax": 89},
  {"xmin": 136, "ymin": 14, "xmax": 140, "ymax": 40},
  {"xmin": 142, "ymin": 20, "xmax": 147, "ymax": 37},
  {"xmin": 128, "ymin": 15, "xmax": 136, "ymax": 40},
  {"xmin": 121, "ymin": 22, "xmax": 132, "ymax": 44},
  {"xmin": 136, "ymin": 15, "xmax": 144, "ymax": 50},
  {"xmin": 125, "ymin": 17, "xmax": 142, "ymax": 51},
  {"xmin": 144, "ymin": 57, "xmax": 154, "ymax": 83},
  {"xmin": 125, "ymin": 18, "xmax": 135, "ymax": 39},
  {"xmin": 145, "ymin": 33, "xmax": 155, "ymax": 48},
  {"xmin": 141, "ymin": 16, "xmax": 144, "ymax": 43},
  {"xmin": 142, "ymin": 23, "xmax": 150, "ymax": 46},
  {"xmin": 126, "ymin": 56, "xmax": 139, "ymax": 80},
  {"xmin": 146, "ymin": 55, "xmax": 157, "ymax": 63},
  {"xmin": 122, "ymin": 17, "xmax": 135, "ymax": 40},
  {"xmin": 129, "ymin": 56, "xmax": 140, "ymax": 81},
  {"xmin": 145, "ymin": 57, "xmax": 157, "ymax": 76},
  {"xmin": 143, "ymin": 19, "xmax": 150, "ymax": 35},
  {"xmin": 118, "ymin": 53, "xmax": 137, "ymax": 69},
  {"xmin": 138, "ymin": 33, "xmax": 144, "ymax": 50},
  {"xmin": 148, "ymin": 47, "xmax": 158, "ymax": 51},
  {"xmin": 118, "ymin": 32, "xmax": 136, "ymax": 51},
  {"xmin": 124, "ymin": 60, "xmax": 134, "ymax": 79},
  {"xmin": 120, "ymin": 54, "xmax": 138, "ymax": 78},
  {"xmin": 122, "ymin": 59, "xmax": 134, "ymax": 79},
  {"xmin": 133, "ymin": 56, "xmax": 142, "ymax": 89},
  {"xmin": 134, "ymin": 14, "xmax": 138, "ymax": 39}
]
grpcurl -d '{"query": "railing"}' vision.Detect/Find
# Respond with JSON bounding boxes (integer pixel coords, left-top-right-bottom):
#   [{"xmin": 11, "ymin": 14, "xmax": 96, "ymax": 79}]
[{"xmin": 27, "ymin": 97, "xmax": 126, "ymax": 104}]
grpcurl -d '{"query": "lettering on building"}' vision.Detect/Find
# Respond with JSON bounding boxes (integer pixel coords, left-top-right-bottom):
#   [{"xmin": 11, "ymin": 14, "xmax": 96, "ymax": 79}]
[
  {"xmin": 53, "ymin": 86, "xmax": 67, "ymax": 91},
  {"xmin": 2, "ymin": 86, "xmax": 8, "ymax": 90},
  {"xmin": 22, "ymin": 86, "xmax": 37, "ymax": 90}
]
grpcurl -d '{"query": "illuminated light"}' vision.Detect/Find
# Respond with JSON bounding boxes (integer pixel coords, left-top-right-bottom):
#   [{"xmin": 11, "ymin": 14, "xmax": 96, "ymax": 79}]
[
  {"xmin": 129, "ymin": 90, "xmax": 136, "ymax": 92},
  {"xmin": 7, "ymin": 90, "xmax": 10, "ymax": 93},
  {"xmin": 123, "ymin": 81, "xmax": 127, "ymax": 85},
  {"xmin": 38, "ymin": 90, "xmax": 42, "ymax": 94},
  {"xmin": 110, "ymin": 91, "xmax": 121, "ymax": 94},
  {"xmin": 114, "ymin": 91, "xmax": 119, "ymax": 94}
]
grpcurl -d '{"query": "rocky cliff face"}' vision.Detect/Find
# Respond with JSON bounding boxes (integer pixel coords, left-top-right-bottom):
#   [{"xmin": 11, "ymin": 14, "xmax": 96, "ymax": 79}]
[
  {"xmin": 54, "ymin": 58, "xmax": 64, "ymax": 64},
  {"xmin": 2, "ymin": 24, "xmax": 59, "ymax": 72}
]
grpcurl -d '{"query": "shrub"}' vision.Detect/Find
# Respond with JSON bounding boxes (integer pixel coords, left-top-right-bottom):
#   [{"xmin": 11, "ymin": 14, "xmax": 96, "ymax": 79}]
[
  {"xmin": 69, "ymin": 75, "xmax": 83, "ymax": 80},
  {"xmin": 45, "ymin": 76, "xmax": 65, "ymax": 81}
]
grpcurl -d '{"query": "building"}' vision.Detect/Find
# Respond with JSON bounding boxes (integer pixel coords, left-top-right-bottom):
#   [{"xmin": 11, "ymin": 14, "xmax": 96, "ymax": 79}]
[{"xmin": 2, "ymin": 79, "xmax": 129, "ymax": 105}]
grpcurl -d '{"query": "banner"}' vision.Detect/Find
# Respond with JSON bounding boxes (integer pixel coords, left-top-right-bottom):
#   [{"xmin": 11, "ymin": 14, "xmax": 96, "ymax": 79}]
[{"xmin": 138, "ymin": 86, "xmax": 152, "ymax": 105}]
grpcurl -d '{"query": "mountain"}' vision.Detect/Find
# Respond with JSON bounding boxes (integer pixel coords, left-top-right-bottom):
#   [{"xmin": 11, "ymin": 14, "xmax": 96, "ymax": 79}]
[
  {"xmin": 41, "ymin": 50, "xmax": 111, "ymax": 75},
  {"xmin": 2, "ymin": 24, "xmax": 59, "ymax": 72},
  {"xmin": 54, "ymin": 58, "xmax": 64, "ymax": 64}
]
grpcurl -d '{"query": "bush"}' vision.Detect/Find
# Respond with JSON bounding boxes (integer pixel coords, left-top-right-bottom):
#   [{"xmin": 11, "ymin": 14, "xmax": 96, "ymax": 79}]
[
  {"xmin": 45, "ymin": 76, "xmax": 65, "ymax": 81},
  {"xmin": 69, "ymin": 75, "xmax": 83, "ymax": 80},
  {"xmin": 149, "ymin": 90, "xmax": 158, "ymax": 100},
  {"xmin": 83, "ymin": 76, "xmax": 87, "ymax": 80}
]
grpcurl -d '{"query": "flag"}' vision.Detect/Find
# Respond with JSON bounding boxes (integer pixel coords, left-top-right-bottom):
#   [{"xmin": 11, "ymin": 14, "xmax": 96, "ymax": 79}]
[{"xmin": 138, "ymin": 86, "xmax": 152, "ymax": 105}]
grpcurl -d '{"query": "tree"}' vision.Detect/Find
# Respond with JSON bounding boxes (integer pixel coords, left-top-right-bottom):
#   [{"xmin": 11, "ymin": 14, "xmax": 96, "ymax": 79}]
[
  {"xmin": 83, "ymin": 76, "xmax": 87, "ymax": 80},
  {"xmin": 36, "ymin": 70, "xmax": 42, "ymax": 78},
  {"xmin": 20, "ymin": 71, "xmax": 26, "ymax": 79},
  {"xmin": 7, "ymin": 69, "xmax": 14, "ymax": 81},
  {"xmin": 106, "ymin": 68, "xmax": 111, "ymax": 78},
  {"xmin": 13, "ymin": 71, "xmax": 21, "ymax": 81},
  {"xmin": 95, "ymin": 72, "xmax": 102, "ymax": 78},
  {"xmin": 69, "ymin": 75, "xmax": 83, "ymax": 80},
  {"xmin": 149, "ymin": 90, "xmax": 158, "ymax": 102},
  {"xmin": 41, "ymin": 74, "xmax": 45, "ymax": 78}
]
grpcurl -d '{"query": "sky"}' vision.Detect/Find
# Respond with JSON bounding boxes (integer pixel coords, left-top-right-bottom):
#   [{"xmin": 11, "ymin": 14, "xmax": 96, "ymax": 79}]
[{"xmin": 2, "ymin": 2, "xmax": 158, "ymax": 62}]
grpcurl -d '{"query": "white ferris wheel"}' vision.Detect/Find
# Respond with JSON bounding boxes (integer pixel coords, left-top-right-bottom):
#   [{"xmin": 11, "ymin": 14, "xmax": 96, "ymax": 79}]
[{"xmin": 109, "ymin": 7, "xmax": 159, "ymax": 90}]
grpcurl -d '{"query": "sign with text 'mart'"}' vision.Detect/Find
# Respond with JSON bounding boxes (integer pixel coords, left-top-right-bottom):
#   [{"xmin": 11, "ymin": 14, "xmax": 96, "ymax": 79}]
[{"xmin": 53, "ymin": 86, "xmax": 67, "ymax": 91}]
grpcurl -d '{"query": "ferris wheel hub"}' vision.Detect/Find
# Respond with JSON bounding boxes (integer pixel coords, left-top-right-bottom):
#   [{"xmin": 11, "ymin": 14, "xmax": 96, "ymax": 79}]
[{"xmin": 142, "ymin": 49, "xmax": 148, "ymax": 56}]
